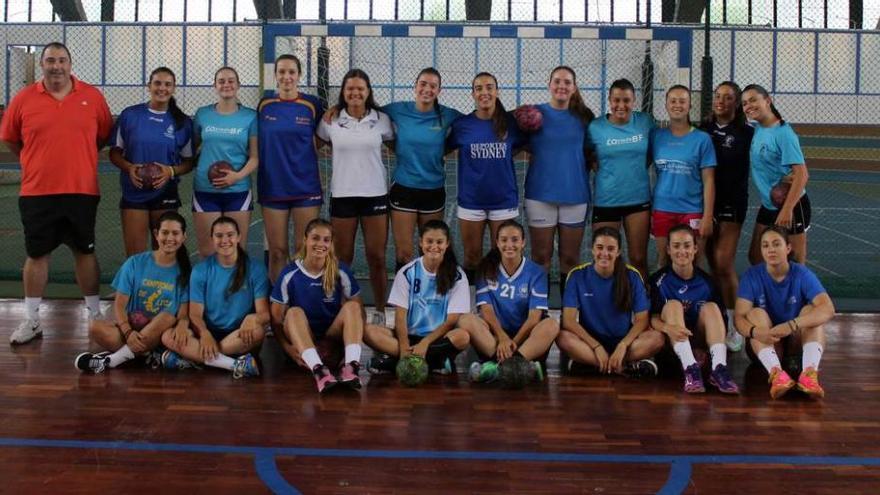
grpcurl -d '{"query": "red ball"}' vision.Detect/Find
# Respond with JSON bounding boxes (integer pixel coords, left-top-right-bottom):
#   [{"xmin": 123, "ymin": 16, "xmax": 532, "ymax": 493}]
[
  {"xmin": 514, "ymin": 104, "xmax": 543, "ymax": 133},
  {"xmin": 137, "ymin": 162, "xmax": 164, "ymax": 190},
  {"xmin": 208, "ymin": 161, "xmax": 235, "ymax": 182},
  {"xmin": 770, "ymin": 181, "xmax": 791, "ymax": 208},
  {"xmin": 128, "ymin": 310, "xmax": 152, "ymax": 331}
]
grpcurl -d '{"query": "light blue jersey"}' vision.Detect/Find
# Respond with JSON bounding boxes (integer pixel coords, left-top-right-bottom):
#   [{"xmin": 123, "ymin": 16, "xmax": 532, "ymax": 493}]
[
  {"xmin": 383, "ymin": 101, "xmax": 462, "ymax": 190},
  {"xmin": 563, "ymin": 263, "xmax": 649, "ymax": 341},
  {"xmin": 475, "ymin": 258, "xmax": 548, "ymax": 335},
  {"xmin": 588, "ymin": 111, "xmax": 654, "ymax": 207},
  {"xmin": 193, "ymin": 104, "xmax": 258, "ymax": 194},
  {"xmin": 525, "ymin": 104, "xmax": 591, "ymax": 204},
  {"xmin": 750, "ymin": 122, "xmax": 806, "ymax": 210},
  {"xmin": 651, "ymin": 127, "xmax": 716, "ymax": 213},
  {"xmin": 270, "ymin": 259, "xmax": 360, "ymax": 335},
  {"xmin": 738, "ymin": 262, "xmax": 826, "ymax": 325},
  {"xmin": 190, "ymin": 255, "xmax": 269, "ymax": 335},
  {"xmin": 387, "ymin": 257, "xmax": 471, "ymax": 337},
  {"xmin": 112, "ymin": 251, "xmax": 188, "ymax": 317}
]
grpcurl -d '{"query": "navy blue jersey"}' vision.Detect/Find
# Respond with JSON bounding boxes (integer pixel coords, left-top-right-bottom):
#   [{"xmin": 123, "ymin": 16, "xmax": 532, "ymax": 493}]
[
  {"xmin": 699, "ymin": 120, "xmax": 753, "ymax": 205},
  {"xmin": 271, "ymin": 259, "xmax": 360, "ymax": 334},
  {"xmin": 648, "ymin": 265, "xmax": 725, "ymax": 327},
  {"xmin": 738, "ymin": 262, "xmax": 826, "ymax": 325},
  {"xmin": 563, "ymin": 263, "xmax": 649, "ymax": 340},
  {"xmin": 475, "ymin": 258, "xmax": 548, "ymax": 335}
]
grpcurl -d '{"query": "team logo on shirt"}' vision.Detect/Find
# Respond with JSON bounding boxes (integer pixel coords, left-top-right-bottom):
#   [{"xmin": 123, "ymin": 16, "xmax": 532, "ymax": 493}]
[
  {"xmin": 758, "ymin": 295, "xmax": 767, "ymax": 307},
  {"xmin": 723, "ymin": 135, "xmax": 735, "ymax": 148},
  {"xmin": 295, "ymin": 116, "xmax": 312, "ymax": 126},
  {"xmin": 788, "ymin": 296, "xmax": 798, "ymax": 305},
  {"xmin": 606, "ymin": 134, "xmax": 644, "ymax": 146},
  {"xmin": 519, "ymin": 285, "xmax": 529, "ymax": 296},
  {"xmin": 164, "ymin": 124, "xmax": 175, "ymax": 139},
  {"xmin": 470, "ymin": 142, "xmax": 507, "ymax": 159},
  {"xmin": 678, "ymin": 284, "xmax": 689, "ymax": 294}
]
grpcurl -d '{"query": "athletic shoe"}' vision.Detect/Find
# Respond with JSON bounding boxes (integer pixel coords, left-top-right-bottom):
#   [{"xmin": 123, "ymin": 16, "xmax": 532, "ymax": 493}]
[
  {"xmin": 312, "ymin": 364, "xmax": 338, "ymax": 393},
  {"xmin": 144, "ymin": 350, "xmax": 164, "ymax": 370},
  {"xmin": 768, "ymin": 366, "xmax": 796, "ymax": 399},
  {"xmin": 232, "ymin": 354, "xmax": 260, "ymax": 379},
  {"xmin": 86, "ymin": 307, "xmax": 104, "ymax": 323},
  {"xmin": 468, "ymin": 361, "xmax": 499, "ymax": 383},
  {"xmin": 796, "ymin": 367, "xmax": 825, "ymax": 398},
  {"xmin": 531, "ymin": 361, "xmax": 544, "ymax": 382},
  {"xmin": 367, "ymin": 353, "xmax": 396, "ymax": 375},
  {"xmin": 74, "ymin": 351, "xmax": 110, "ymax": 374},
  {"xmin": 683, "ymin": 363, "xmax": 705, "ymax": 393},
  {"xmin": 431, "ymin": 357, "xmax": 454, "ymax": 375},
  {"xmin": 725, "ymin": 326, "xmax": 744, "ymax": 352},
  {"xmin": 161, "ymin": 350, "xmax": 196, "ymax": 371},
  {"xmin": 370, "ymin": 311, "xmax": 386, "ymax": 327},
  {"xmin": 339, "ymin": 361, "xmax": 362, "ymax": 389},
  {"xmin": 708, "ymin": 364, "xmax": 740, "ymax": 394},
  {"xmin": 10, "ymin": 319, "xmax": 41, "ymax": 345},
  {"xmin": 624, "ymin": 358, "xmax": 658, "ymax": 378}
]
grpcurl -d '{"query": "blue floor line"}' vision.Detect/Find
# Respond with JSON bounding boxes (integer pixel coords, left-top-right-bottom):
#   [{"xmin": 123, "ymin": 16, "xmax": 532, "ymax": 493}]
[
  {"xmin": 254, "ymin": 452, "xmax": 302, "ymax": 495},
  {"xmin": 658, "ymin": 460, "xmax": 692, "ymax": 495}
]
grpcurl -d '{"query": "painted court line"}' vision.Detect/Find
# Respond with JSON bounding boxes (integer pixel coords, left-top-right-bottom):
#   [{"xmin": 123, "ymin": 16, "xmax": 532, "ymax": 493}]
[{"xmin": 811, "ymin": 222, "xmax": 880, "ymax": 249}]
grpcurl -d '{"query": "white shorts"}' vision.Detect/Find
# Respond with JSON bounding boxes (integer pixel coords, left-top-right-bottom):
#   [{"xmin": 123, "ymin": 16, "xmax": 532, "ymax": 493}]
[
  {"xmin": 457, "ymin": 205, "xmax": 519, "ymax": 222},
  {"xmin": 525, "ymin": 199, "xmax": 589, "ymax": 228}
]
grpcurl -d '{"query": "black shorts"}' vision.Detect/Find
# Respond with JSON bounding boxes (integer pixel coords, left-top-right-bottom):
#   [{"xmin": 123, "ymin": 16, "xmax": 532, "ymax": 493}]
[
  {"xmin": 389, "ymin": 183, "xmax": 445, "ymax": 214},
  {"xmin": 330, "ymin": 195, "xmax": 389, "ymax": 218},
  {"xmin": 119, "ymin": 182, "xmax": 182, "ymax": 211},
  {"xmin": 591, "ymin": 202, "xmax": 651, "ymax": 224},
  {"xmin": 19, "ymin": 194, "xmax": 99, "ymax": 258},
  {"xmin": 755, "ymin": 194, "xmax": 811, "ymax": 235},
  {"xmin": 714, "ymin": 198, "xmax": 748, "ymax": 224}
]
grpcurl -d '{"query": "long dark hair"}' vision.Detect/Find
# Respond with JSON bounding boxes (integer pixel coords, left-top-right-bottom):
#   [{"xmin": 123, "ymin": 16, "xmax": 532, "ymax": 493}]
[
  {"xmin": 149, "ymin": 67, "xmax": 187, "ymax": 130},
  {"xmin": 473, "ymin": 72, "xmax": 508, "ymax": 140},
  {"xmin": 592, "ymin": 227, "xmax": 634, "ymax": 313},
  {"xmin": 336, "ymin": 68, "xmax": 379, "ymax": 115},
  {"xmin": 416, "ymin": 67, "xmax": 444, "ymax": 127},
  {"xmin": 550, "ymin": 66, "xmax": 595, "ymax": 125},
  {"xmin": 155, "ymin": 211, "xmax": 191, "ymax": 288},
  {"xmin": 742, "ymin": 83, "xmax": 784, "ymax": 124},
  {"xmin": 478, "ymin": 219, "xmax": 525, "ymax": 284},
  {"xmin": 211, "ymin": 216, "xmax": 249, "ymax": 296},
  {"xmin": 705, "ymin": 81, "xmax": 747, "ymax": 128},
  {"xmin": 420, "ymin": 220, "xmax": 459, "ymax": 295}
]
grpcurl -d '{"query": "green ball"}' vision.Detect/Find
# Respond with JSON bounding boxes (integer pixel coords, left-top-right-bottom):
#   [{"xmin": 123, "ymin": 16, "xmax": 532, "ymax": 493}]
[
  {"xmin": 396, "ymin": 354, "xmax": 429, "ymax": 387},
  {"xmin": 498, "ymin": 356, "xmax": 533, "ymax": 390}
]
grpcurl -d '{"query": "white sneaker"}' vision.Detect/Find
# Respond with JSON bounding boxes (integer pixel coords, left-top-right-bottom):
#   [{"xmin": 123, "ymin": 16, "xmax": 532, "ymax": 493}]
[
  {"xmin": 10, "ymin": 319, "xmax": 41, "ymax": 345},
  {"xmin": 726, "ymin": 326, "xmax": 744, "ymax": 352},
  {"xmin": 370, "ymin": 310, "xmax": 386, "ymax": 327},
  {"xmin": 86, "ymin": 307, "xmax": 104, "ymax": 322}
]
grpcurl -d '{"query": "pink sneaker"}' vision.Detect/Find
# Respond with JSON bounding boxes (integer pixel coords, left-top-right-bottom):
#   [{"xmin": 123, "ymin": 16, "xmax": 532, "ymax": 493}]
[
  {"xmin": 769, "ymin": 366, "xmax": 796, "ymax": 399},
  {"xmin": 339, "ymin": 361, "xmax": 362, "ymax": 390},
  {"xmin": 796, "ymin": 367, "xmax": 825, "ymax": 398},
  {"xmin": 312, "ymin": 364, "xmax": 338, "ymax": 393}
]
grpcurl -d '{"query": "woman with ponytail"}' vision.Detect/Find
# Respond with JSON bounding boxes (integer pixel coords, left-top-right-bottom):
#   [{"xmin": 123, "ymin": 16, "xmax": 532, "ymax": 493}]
[
  {"xmin": 741, "ymin": 84, "xmax": 811, "ymax": 264},
  {"xmin": 110, "ymin": 67, "xmax": 194, "ymax": 256},
  {"xmin": 556, "ymin": 227, "xmax": 663, "ymax": 376},
  {"xmin": 75, "ymin": 212, "xmax": 191, "ymax": 374},
  {"xmin": 161, "ymin": 216, "xmax": 268, "ymax": 379},
  {"xmin": 460, "ymin": 220, "xmax": 559, "ymax": 382},
  {"xmin": 270, "ymin": 219, "xmax": 366, "ymax": 393},
  {"xmin": 365, "ymin": 220, "xmax": 471, "ymax": 376},
  {"xmin": 524, "ymin": 66, "xmax": 596, "ymax": 295},
  {"xmin": 447, "ymin": 72, "xmax": 524, "ymax": 284}
]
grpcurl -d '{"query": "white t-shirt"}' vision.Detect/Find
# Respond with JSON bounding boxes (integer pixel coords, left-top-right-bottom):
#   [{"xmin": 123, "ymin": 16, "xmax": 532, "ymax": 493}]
[{"xmin": 317, "ymin": 108, "xmax": 395, "ymax": 198}]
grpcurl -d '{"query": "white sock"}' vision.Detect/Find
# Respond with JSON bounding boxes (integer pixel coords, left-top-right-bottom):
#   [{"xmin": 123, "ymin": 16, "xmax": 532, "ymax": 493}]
[
  {"xmin": 710, "ymin": 343, "xmax": 727, "ymax": 368},
  {"xmin": 108, "ymin": 345, "xmax": 135, "ymax": 367},
  {"xmin": 673, "ymin": 340, "xmax": 697, "ymax": 369},
  {"xmin": 25, "ymin": 297, "xmax": 41, "ymax": 321},
  {"xmin": 205, "ymin": 353, "xmax": 236, "ymax": 370},
  {"xmin": 84, "ymin": 295, "xmax": 101, "ymax": 314},
  {"xmin": 757, "ymin": 347, "xmax": 782, "ymax": 373},
  {"xmin": 802, "ymin": 342, "xmax": 824, "ymax": 370},
  {"xmin": 344, "ymin": 344, "xmax": 362, "ymax": 364},
  {"xmin": 301, "ymin": 348, "xmax": 323, "ymax": 369},
  {"xmin": 726, "ymin": 309, "xmax": 735, "ymax": 328}
]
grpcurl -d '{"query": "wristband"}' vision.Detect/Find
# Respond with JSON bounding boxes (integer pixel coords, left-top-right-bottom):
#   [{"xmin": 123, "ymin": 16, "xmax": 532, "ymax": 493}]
[
  {"xmin": 749, "ymin": 326, "xmax": 755, "ymax": 339},
  {"xmin": 169, "ymin": 165, "xmax": 176, "ymax": 178},
  {"xmin": 793, "ymin": 318, "xmax": 800, "ymax": 331}
]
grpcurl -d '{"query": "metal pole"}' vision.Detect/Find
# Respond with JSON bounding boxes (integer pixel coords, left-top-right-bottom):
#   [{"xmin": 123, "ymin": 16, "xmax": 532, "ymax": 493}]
[{"xmin": 701, "ymin": 0, "xmax": 713, "ymax": 121}]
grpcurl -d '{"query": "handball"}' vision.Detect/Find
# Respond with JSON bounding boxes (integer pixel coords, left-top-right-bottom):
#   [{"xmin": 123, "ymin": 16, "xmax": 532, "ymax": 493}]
[
  {"xmin": 137, "ymin": 162, "xmax": 164, "ymax": 190},
  {"xmin": 396, "ymin": 354, "xmax": 429, "ymax": 387},
  {"xmin": 128, "ymin": 310, "xmax": 152, "ymax": 331},
  {"xmin": 498, "ymin": 355, "xmax": 533, "ymax": 390},
  {"xmin": 513, "ymin": 104, "xmax": 543, "ymax": 133},
  {"xmin": 770, "ymin": 175, "xmax": 793, "ymax": 208},
  {"xmin": 208, "ymin": 160, "xmax": 235, "ymax": 182}
]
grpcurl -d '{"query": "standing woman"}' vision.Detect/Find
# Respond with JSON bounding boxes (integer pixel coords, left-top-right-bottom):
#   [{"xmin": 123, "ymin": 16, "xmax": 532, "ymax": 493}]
[
  {"xmin": 735, "ymin": 226, "xmax": 834, "ymax": 398},
  {"xmin": 556, "ymin": 227, "xmax": 663, "ymax": 376},
  {"xmin": 75, "ymin": 211, "xmax": 191, "ymax": 373},
  {"xmin": 161, "ymin": 217, "xmax": 268, "ymax": 378},
  {"xmin": 524, "ymin": 66, "xmax": 595, "ymax": 293},
  {"xmin": 447, "ymin": 72, "xmax": 523, "ymax": 282},
  {"xmin": 588, "ymin": 78, "xmax": 655, "ymax": 277},
  {"xmin": 317, "ymin": 69, "xmax": 394, "ymax": 324},
  {"xmin": 192, "ymin": 66, "xmax": 259, "ymax": 257},
  {"xmin": 742, "ymin": 84, "xmax": 810, "ymax": 264},
  {"xmin": 110, "ymin": 67, "xmax": 194, "ymax": 256},
  {"xmin": 460, "ymin": 220, "xmax": 559, "ymax": 380},
  {"xmin": 258, "ymin": 54, "xmax": 324, "ymax": 282},
  {"xmin": 364, "ymin": 220, "xmax": 471, "ymax": 374},
  {"xmin": 650, "ymin": 85, "xmax": 716, "ymax": 267},
  {"xmin": 700, "ymin": 81, "xmax": 753, "ymax": 352}
]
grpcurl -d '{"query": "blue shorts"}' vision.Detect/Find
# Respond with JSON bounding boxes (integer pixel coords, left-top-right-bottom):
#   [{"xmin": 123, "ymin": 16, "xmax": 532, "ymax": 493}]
[
  {"xmin": 260, "ymin": 195, "xmax": 323, "ymax": 210},
  {"xmin": 119, "ymin": 183, "xmax": 181, "ymax": 211},
  {"xmin": 193, "ymin": 190, "xmax": 254, "ymax": 213}
]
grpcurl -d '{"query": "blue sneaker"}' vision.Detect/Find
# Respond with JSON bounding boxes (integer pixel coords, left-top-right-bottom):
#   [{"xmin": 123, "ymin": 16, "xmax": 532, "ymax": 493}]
[
  {"xmin": 232, "ymin": 353, "xmax": 260, "ymax": 379},
  {"xmin": 161, "ymin": 350, "xmax": 196, "ymax": 370}
]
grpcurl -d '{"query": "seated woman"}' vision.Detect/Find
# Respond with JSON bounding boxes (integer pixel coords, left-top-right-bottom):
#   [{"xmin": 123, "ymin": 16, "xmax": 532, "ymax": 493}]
[
  {"xmin": 460, "ymin": 220, "xmax": 559, "ymax": 382},
  {"xmin": 556, "ymin": 226, "xmax": 663, "ymax": 376},
  {"xmin": 270, "ymin": 219, "xmax": 365, "ymax": 393},
  {"xmin": 364, "ymin": 220, "xmax": 471, "ymax": 375},
  {"xmin": 648, "ymin": 224, "xmax": 738, "ymax": 394},
  {"xmin": 76, "ymin": 211, "xmax": 191, "ymax": 373},
  {"xmin": 735, "ymin": 226, "xmax": 834, "ymax": 399},
  {"xmin": 161, "ymin": 216, "xmax": 268, "ymax": 379}
]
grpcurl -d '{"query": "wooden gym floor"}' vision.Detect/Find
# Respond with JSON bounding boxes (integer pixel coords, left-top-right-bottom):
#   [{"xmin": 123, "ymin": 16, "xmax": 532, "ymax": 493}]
[{"xmin": 1, "ymin": 299, "xmax": 878, "ymax": 494}]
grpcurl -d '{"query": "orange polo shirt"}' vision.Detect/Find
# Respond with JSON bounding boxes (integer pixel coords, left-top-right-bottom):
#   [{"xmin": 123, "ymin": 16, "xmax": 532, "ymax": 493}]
[{"xmin": 0, "ymin": 76, "xmax": 112, "ymax": 196}]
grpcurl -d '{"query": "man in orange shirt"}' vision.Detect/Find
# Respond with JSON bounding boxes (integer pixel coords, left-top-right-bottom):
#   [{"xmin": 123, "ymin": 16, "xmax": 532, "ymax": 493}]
[{"xmin": 0, "ymin": 42, "xmax": 113, "ymax": 345}]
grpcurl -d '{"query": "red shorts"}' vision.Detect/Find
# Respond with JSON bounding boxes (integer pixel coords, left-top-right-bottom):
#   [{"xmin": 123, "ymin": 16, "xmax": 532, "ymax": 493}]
[{"xmin": 651, "ymin": 210, "xmax": 703, "ymax": 238}]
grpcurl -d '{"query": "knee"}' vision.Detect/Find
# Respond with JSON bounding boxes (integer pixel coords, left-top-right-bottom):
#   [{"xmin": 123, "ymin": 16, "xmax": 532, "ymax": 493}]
[
  {"xmin": 268, "ymin": 247, "xmax": 288, "ymax": 263},
  {"xmin": 447, "ymin": 329, "xmax": 471, "ymax": 349},
  {"xmin": 555, "ymin": 329, "xmax": 576, "ymax": 352},
  {"xmin": 700, "ymin": 301, "xmax": 723, "ymax": 320},
  {"xmin": 536, "ymin": 319, "xmax": 560, "ymax": 340},
  {"xmin": 747, "ymin": 307, "xmax": 771, "ymax": 326},
  {"xmin": 341, "ymin": 300, "xmax": 362, "ymax": 319},
  {"xmin": 641, "ymin": 329, "xmax": 665, "ymax": 353},
  {"xmin": 664, "ymin": 300, "xmax": 684, "ymax": 313},
  {"xmin": 284, "ymin": 307, "xmax": 307, "ymax": 329},
  {"xmin": 160, "ymin": 329, "xmax": 174, "ymax": 349}
]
